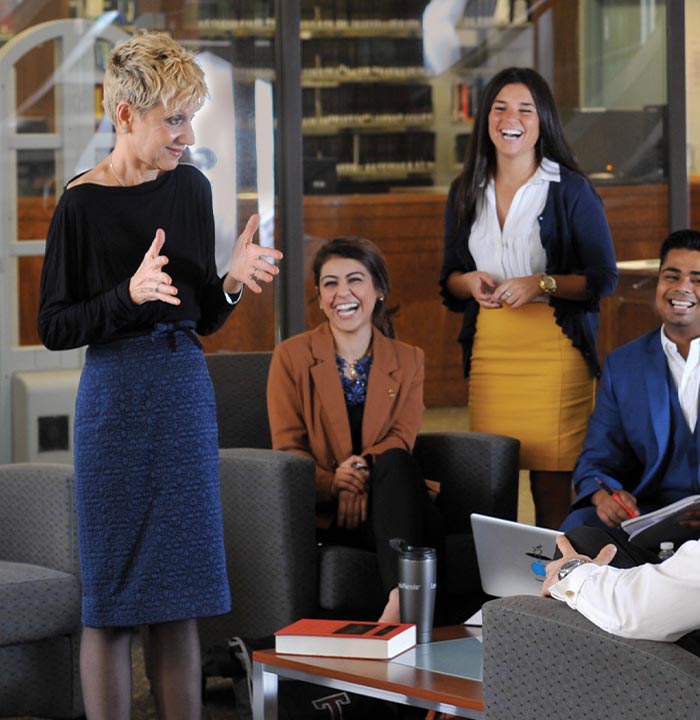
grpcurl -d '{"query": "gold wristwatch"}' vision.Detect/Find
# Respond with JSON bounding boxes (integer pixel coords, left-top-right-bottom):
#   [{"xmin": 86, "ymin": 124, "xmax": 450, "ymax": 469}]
[{"xmin": 538, "ymin": 273, "xmax": 557, "ymax": 295}]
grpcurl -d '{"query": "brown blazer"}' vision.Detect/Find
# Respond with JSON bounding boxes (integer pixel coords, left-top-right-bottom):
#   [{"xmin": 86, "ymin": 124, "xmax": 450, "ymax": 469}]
[{"xmin": 267, "ymin": 323, "xmax": 425, "ymax": 526}]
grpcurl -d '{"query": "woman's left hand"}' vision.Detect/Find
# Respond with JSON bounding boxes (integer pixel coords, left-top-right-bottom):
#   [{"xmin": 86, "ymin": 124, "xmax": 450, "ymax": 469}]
[
  {"xmin": 337, "ymin": 489, "xmax": 368, "ymax": 529},
  {"xmin": 491, "ymin": 275, "xmax": 543, "ymax": 308},
  {"xmin": 223, "ymin": 214, "xmax": 283, "ymax": 295}
]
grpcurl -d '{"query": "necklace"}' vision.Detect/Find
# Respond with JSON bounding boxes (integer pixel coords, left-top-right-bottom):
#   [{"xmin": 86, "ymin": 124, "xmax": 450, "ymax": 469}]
[
  {"xmin": 336, "ymin": 353, "xmax": 373, "ymax": 406},
  {"xmin": 338, "ymin": 347, "xmax": 372, "ymax": 381},
  {"xmin": 345, "ymin": 359, "xmax": 361, "ymax": 380},
  {"xmin": 109, "ymin": 155, "xmax": 127, "ymax": 187}
]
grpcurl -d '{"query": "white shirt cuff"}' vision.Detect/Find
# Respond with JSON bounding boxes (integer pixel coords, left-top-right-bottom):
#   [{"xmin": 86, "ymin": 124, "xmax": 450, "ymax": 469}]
[
  {"xmin": 549, "ymin": 562, "xmax": 602, "ymax": 609},
  {"xmin": 224, "ymin": 287, "xmax": 244, "ymax": 306}
]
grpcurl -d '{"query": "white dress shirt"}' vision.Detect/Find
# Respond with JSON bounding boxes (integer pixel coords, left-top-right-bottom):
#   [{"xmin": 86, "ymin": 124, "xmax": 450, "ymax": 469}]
[
  {"xmin": 549, "ymin": 539, "xmax": 700, "ymax": 641},
  {"xmin": 468, "ymin": 158, "xmax": 560, "ymax": 285},
  {"xmin": 660, "ymin": 328, "xmax": 700, "ymax": 432}
]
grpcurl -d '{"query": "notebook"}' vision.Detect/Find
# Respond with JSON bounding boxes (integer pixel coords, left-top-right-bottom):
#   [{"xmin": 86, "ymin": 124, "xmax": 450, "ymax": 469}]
[{"xmin": 470, "ymin": 513, "xmax": 563, "ymax": 598}]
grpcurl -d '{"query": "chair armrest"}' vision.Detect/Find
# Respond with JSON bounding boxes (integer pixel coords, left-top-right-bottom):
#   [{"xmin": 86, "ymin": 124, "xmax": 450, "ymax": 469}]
[
  {"xmin": 199, "ymin": 448, "xmax": 318, "ymax": 648},
  {"xmin": 414, "ymin": 432, "xmax": 520, "ymax": 533},
  {"xmin": 0, "ymin": 463, "xmax": 79, "ymax": 577},
  {"xmin": 482, "ymin": 595, "xmax": 700, "ymax": 720}
]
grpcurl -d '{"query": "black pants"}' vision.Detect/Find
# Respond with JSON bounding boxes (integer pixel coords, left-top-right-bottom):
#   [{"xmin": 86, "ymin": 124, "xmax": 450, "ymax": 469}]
[
  {"xmin": 318, "ymin": 448, "xmax": 447, "ymax": 620},
  {"xmin": 563, "ymin": 526, "xmax": 700, "ymax": 656}
]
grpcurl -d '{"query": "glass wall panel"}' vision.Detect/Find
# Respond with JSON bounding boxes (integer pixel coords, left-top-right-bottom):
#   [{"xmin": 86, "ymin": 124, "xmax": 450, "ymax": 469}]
[
  {"xmin": 576, "ymin": 0, "xmax": 667, "ymax": 185},
  {"xmin": 1, "ymin": 0, "xmax": 280, "ymax": 352}
]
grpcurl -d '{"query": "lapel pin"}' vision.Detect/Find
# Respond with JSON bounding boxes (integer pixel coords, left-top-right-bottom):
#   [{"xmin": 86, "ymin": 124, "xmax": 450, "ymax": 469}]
[{"xmin": 388, "ymin": 389, "xmax": 397, "ymax": 397}]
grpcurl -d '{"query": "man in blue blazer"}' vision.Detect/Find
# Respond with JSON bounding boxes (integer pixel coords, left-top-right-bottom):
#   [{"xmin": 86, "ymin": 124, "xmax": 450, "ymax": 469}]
[{"xmin": 562, "ymin": 228, "xmax": 700, "ymax": 532}]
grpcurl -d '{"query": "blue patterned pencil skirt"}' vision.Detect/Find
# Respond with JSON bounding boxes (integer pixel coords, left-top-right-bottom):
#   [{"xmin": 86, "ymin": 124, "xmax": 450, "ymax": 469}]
[{"xmin": 74, "ymin": 330, "xmax": 231, "ymax": 627}]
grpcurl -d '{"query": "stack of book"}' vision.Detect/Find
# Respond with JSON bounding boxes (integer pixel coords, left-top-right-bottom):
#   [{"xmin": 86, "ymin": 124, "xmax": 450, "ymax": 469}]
[{"xmin": 274, "ymin": 618, "xmax": 416, "ymax": 660}]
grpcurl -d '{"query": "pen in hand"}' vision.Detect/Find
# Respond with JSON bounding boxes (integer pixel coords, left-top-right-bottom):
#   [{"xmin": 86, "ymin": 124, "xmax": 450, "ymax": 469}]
[{"xmin": 596, "ymin": 478, "xmax": 638, "ymax": 519}]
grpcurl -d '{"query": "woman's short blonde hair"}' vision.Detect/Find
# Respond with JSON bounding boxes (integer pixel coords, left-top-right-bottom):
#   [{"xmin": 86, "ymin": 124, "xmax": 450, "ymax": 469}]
[{"xmin": 102, "ymin": 30, "xmax": 208, "ymax": 124}]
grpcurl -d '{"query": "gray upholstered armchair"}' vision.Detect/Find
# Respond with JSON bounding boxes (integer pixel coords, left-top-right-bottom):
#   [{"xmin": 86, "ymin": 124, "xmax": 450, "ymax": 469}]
[
  {"xmin": 198, "ymin": 447, "xmax": 318, "ymax": 652},
  {"xmin": 204, "ymin": 351, "xmax": 520, "ymax": 632},
  {"xmin": 0, "ymin": 462, "xmax": 84, "ymax": 718},
  {"xmin": 482, "ymin": 595, "xmax": 700, "ymax": 719}
]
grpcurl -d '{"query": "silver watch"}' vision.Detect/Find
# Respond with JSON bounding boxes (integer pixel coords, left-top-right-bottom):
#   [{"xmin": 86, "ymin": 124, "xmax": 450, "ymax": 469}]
[{"xmin": 557, "ymin": 558, "xmax": 589, "ymax": 581}]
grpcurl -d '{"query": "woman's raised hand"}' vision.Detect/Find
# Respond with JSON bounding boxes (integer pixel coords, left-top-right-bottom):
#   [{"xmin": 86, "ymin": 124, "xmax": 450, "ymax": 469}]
[
  {"xmin": 129, "ymin": 228, "xmax": 180, "ymax": 306},
  {"xmin": 224, "ymin": 214, "xmax": 283, "ymax": 295}
]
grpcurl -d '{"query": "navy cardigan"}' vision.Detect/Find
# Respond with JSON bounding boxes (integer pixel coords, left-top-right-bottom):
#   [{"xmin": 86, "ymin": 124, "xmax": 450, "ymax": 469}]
[{"xmin": 439, "ymin": 166, "xmax": 618, "ymax": 379}]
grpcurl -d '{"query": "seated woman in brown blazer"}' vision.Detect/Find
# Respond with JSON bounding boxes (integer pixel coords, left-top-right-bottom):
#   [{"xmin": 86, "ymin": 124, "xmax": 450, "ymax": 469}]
[{"xmin": 267, "ymin": 236, "xmax": 444, "ymax": 622}]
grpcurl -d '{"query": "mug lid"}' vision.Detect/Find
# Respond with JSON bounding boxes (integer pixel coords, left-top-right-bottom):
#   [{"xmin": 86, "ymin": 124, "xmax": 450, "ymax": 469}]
[{"xmin": 400, "ymin": 546, "xmax": 436, "ymax": 560}]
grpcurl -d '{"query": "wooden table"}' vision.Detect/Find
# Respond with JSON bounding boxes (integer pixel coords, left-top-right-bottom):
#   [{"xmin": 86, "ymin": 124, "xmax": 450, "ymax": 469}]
[{"xmin": 252, "ymin": 625, "xmax": 484, "ymax": 719}]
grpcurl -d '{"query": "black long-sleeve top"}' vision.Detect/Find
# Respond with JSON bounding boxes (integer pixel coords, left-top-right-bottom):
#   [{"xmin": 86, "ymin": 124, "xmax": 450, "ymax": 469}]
[{"xmin": 39, "ymin": 163, "xmax": 234, "ymax": 350}]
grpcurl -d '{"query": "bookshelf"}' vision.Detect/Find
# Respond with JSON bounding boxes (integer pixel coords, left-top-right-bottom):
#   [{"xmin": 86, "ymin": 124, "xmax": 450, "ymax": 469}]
[{"xmin": 189, "ymin": 0, "xmax": 534, "ymax": 193}]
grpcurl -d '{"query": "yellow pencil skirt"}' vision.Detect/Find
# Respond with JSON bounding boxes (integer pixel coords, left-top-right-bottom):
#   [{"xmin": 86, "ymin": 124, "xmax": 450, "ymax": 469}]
[{"xmin": 468, "ymin": 303, "xmax": 595, "ymax": 472}]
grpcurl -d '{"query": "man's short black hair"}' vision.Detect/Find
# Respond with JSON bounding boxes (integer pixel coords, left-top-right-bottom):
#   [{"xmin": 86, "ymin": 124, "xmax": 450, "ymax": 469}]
[{"xmin": 659, "ymin": 229, "xmax": 700, "ymax": 266}]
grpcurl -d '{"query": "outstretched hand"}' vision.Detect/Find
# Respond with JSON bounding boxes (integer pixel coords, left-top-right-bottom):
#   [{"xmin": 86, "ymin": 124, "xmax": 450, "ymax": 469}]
[
  {"xmin": 129, "ymin": 229, "xmax": 180, "ymax": 306},
  {"xmin": 541, "ymin": 535, "xmax": 617, "ymax": 597},
  {"xmin": 224, "ymin": 214, "xmax": 283, "ymax": 295}
]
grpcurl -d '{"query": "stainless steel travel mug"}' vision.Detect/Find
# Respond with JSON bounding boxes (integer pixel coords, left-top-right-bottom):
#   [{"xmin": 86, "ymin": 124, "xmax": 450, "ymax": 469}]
[{"xmin": 398, "ymin": 546, "xmax": 437, "ymax": 644}]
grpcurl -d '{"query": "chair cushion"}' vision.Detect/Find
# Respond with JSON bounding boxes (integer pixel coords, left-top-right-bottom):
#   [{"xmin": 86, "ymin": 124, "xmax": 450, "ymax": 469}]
[
  {"xmin": 318, "ymin": 545, "xmax": 385, "ymax": 612},
  {"xmin": 446, "ymin": 532, "xmax": 480, "ymax": 597},
  {"xmin": 0, "ymin": 561, "xmax": 81, "ymax": 645}
]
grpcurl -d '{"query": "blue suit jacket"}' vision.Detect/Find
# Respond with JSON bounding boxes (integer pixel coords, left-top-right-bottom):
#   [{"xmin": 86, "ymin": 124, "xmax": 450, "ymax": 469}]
[{"xmin": 563, "ymin": 328, "xmax": 681, "ymax": 529}]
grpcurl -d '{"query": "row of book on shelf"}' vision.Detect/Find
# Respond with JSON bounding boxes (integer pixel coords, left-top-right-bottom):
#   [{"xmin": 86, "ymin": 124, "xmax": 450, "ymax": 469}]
[{"xmin": 452, "ymin": 77, "xmax": 486, "ymax": 123}]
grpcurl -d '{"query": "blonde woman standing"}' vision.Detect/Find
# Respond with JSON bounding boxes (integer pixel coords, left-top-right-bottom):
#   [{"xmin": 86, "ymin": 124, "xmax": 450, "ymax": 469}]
[{"xmin": 39, "ymin": 31, "xmax": 281, "ymax": 718}]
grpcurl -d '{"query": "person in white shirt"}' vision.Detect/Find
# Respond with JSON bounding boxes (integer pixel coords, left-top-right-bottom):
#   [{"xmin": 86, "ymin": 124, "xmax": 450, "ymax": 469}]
[
  {"xmin": 562, "ymin": 228, "xmax": 700, "ymax": 536},
  {"xmin": 543, "ymin": 534, "xmax": 700, "ymax": 645},
  {"xmin": 440, "ymin": 66, "xmax": 617, "ymax": 531}
]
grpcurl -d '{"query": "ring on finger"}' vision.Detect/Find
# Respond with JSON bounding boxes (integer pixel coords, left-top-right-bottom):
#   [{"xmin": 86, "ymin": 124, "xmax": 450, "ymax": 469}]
[
  {"xmin": 154, "ymin": 284, "xmax": 159, "ymax": 294},
  {"xmin": 502, "ymin": 290, "xmax": 512, "ymax": 299}
]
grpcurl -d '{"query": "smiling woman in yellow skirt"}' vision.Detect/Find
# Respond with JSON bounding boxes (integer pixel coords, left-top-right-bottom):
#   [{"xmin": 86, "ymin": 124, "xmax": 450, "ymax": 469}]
[{"xmin": 440, "ymin": 67, "xmax": 618, "ymax": 529}]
